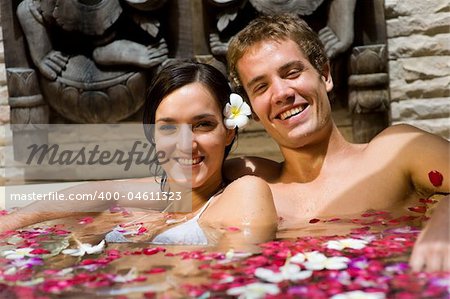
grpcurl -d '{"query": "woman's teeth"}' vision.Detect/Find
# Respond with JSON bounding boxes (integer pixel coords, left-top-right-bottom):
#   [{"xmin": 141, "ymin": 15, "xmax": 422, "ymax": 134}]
[
  {"xmin": 280, "ymin": 106, "xmax": 303, "ymax": 120},
  {"xmin": 177, "ymin": 157, "xmax": 202, "ymax": 165}
]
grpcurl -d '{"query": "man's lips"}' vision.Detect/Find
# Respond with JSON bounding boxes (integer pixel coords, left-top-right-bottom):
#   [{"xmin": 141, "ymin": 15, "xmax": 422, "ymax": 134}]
[{"xmin": 276, "ymin": 103, "xmax": 310, "ymax": 120}]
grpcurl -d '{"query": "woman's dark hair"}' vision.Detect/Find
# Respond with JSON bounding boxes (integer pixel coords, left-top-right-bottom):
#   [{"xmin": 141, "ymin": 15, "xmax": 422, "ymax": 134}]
[{"xmin": 143, "ymin": 60, "xmax": 236, "ymax": 187}]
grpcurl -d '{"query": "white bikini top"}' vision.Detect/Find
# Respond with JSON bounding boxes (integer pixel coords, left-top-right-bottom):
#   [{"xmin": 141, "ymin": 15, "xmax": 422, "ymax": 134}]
[
  {"xmin": 105, "ymin": 197, "xmax": 214, "ymax": 245},
  {"xmin": 151, "ymin": 198, "xmax": 212, "ymax": 245}
]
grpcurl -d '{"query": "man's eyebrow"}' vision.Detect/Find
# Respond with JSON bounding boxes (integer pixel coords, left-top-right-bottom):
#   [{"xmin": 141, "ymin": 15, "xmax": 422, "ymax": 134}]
[
  {"xmin": 245, "ymin": 61, "xmax": 306, "ymax": 90},
  {"xmin": 279, "ymin": 61, "xmax": 305, "ymax": 74},
  {"xmin": 246, "ymin": 75, "xmax": 266, "ymax": 90}
]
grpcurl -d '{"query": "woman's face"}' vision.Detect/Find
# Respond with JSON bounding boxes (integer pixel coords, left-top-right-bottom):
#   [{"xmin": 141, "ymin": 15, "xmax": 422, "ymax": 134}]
[{"xmin": 154, "ymin": 82, "xmax": 234, "ymax": 189}]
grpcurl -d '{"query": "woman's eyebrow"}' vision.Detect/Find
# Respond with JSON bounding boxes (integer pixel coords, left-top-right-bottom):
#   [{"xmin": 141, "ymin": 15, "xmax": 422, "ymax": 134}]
[
  {"xmin": 192, "ymin": 113, "xmax": 216, "ymax": 120},
  {"xmin": 156, "ymin": 114, "xmax": 216, "ymax": 123},
  {"xmin": 155, "ymin": 117, "xmax": 176, "ymax": 123}
]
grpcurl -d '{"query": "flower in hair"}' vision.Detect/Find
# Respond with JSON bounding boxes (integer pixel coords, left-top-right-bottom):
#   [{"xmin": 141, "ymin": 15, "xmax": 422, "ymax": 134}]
[{"xmin": 223, "ymin": 93, "xmax": 251, "ymax": 129}]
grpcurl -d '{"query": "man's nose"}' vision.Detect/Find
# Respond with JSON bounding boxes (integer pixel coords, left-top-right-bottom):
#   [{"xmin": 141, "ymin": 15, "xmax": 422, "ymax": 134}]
[{"xmin": 271, "ymin": 78, "xmax": 295, "ymax": 106}]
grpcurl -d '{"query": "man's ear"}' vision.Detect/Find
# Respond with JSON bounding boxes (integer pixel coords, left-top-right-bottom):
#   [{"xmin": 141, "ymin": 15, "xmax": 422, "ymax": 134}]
[
  {"xmin": 252, "ymin": 112, "xmax": 260, "ymax": 122},
  {"xmin": 321, "ymin": 63, "xmax": 334, "ymax": 92}
]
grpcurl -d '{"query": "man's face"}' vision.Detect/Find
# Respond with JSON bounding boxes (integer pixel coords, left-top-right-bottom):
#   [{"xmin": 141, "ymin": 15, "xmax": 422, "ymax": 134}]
[{"xmin": 236, "ymin": 39, "xmax": 334, "ymax": 148}]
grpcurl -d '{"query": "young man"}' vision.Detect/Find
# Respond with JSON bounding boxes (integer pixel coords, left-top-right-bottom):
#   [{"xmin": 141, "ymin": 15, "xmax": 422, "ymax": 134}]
[{"xmin": 226, "ymin": 14, "xmax": 449, "ymax": 272}]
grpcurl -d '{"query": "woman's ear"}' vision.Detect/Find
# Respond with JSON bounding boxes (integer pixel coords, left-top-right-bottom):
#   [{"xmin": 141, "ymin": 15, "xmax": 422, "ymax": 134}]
[
  {"xmin": 321, "ymin": 63, "xmax": 334, "ymax": 92},
  {"xmin": 226, "ymin": 128, "xmax": 236, "ymax": 146}
]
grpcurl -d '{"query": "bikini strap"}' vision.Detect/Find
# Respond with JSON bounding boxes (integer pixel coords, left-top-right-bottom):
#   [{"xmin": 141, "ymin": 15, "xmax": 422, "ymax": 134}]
[{"xmin": 192, "ymin": 183, "xmax": 226, "ymax": 220}]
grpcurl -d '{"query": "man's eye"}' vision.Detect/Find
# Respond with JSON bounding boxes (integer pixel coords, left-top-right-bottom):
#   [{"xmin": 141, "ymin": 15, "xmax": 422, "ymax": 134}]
[
  {"xmin": 253, "ymin": 83, "xmax": 267, "ymax": 94},
  {"xmin": 286, "ymin": 69, "xmax": 301, "ymax": 79}
]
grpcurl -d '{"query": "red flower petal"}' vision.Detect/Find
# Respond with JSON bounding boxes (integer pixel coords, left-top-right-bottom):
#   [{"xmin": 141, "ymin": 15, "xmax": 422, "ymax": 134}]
[
  {"xmin": 143, "ymin": 247, "xmax": 166, "ymax": 255},
  {"xmin": 408, "ymin": 206, "xmax": 427, "ymax": 213},
  {"xmin": 78, "ymin": 217, "xmax": 94, "ymax": 225},
  {"xmin": 145, "ymin": 267, "xmax": 166, "ymax": 274},
  {"xmin": 428, "ymin": 170, "xmax": 443, "ymax": 187},
  {"xmin": 419, "ymin": 198, "xmax": 437, "ymax": 204},
  {"xmin": 30, "ymin": 248, "xmax": 50, "ymax": 255}
]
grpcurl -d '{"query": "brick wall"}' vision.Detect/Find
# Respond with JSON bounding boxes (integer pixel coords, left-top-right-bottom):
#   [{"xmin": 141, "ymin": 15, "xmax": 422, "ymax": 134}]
[{"xmin": 385, "ymin": 0, "xmax": 450, "ymax": 138}]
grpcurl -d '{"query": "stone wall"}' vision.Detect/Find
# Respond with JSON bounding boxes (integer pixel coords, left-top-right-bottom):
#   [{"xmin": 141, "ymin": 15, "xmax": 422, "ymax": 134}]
[
  {"xmin": 385, "ymin": 0, "xmax": 450, "ymax": 138},
  {"xmin": 0, "ymin": 26, "xmax": 10, "ymax": 188}
]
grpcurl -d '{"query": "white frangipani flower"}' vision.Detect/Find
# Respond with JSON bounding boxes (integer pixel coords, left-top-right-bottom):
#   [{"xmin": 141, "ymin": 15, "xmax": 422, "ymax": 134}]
[
  {"xmin": 326, "ymin": 238, "xmax": 369, "ymax": 250},
  {"xmin": 255, "ymin": 263, "xmax": 312, "ymax": 283},
  {"xmin": 2, "ymin": 247, "xmax": 36, "ymax": 260},
  {"xmin": 113, "ymin": 268, "xmax": 138, "ymax": 283},
  {"xmin": 302, "ymin": 251, "xmax": 350, "ymax": 271},
  {"xmin": 223, "ymin": 93, "xmax": 251, "ymax": 129},
  {"xmin": 62, "ymin": 240, "xmax": 105, "ymax": 257},
  {"xmin": 227, "ymin": 282, "xmax": 280, "ymax": 299},
  {"xmin": 330, "ymin": 290, "xmax": 386, "ymax": 299}
]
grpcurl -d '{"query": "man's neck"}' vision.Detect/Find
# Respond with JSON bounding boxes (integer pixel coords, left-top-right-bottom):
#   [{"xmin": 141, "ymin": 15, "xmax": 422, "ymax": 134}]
[{"xmin": 279, "ymin": 124, "xmax": 350, "ymax": 183}]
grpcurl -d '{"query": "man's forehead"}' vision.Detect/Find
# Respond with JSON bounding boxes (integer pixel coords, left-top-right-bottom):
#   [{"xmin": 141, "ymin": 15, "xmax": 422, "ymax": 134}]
[{"xmin": 236, "ymin": 39, "xmax": 306, "ymax": 84}]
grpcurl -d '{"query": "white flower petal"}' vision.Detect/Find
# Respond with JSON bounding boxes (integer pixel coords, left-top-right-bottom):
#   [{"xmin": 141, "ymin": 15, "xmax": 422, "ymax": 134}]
[
  {"xmin": 326, "ymin": 240, "xmax": 344, "ymax": 250},
  {"xmin": 233, "ymin": 114, "xmax": 249, "ymax": 128},
  {"xmin": 254, "ymin": 268, "xmax": 283, "ymax": 283},
  {"xmin": 290, "ymin": 252, "xmax": 306, "ymax": 264},
  {"xmin": 239, "ymin": 101, "xmax": 252, "ymax": 116},
  {"xmin": 85, "ymin": 240, "xmax": 105, "ymax": 254},
  {"xmin": 305, "ymin": 252, "xmax": 327, "ymax": 262},
  {"xmin": 331, "ymin": 290, "xmax": 386, "ymax": 299},
  {"xmin": 229, "ymin": 93, "xmax": 244, "ymax": 107},
  {"xmin": 223, "ymin": 103, "xmax": 233, "ymax": 118},
  {"xmin": 303, "ymin": 261, "xmax": 325, "ymax": 271},
  {"xmin": 326, "ymin": 238, "xmax": 368, "ymax": 251},
  {"xmin": 325, "ymin": 257, "xmax": 350, "ymax": 270},
  {"xmin": 62, "ymin": 248, "xmax": 85, "ymax": 257},
  {"xmin": 227, "ymin": 282, "xmax": 280, "ymax": 298},
  {"xmin": 224, "ymin": 118, "xmax": 237, "ymax": 129},
  {"xmin": 289, "ymin": 270, "xmax": 313, "ymax": 281}
]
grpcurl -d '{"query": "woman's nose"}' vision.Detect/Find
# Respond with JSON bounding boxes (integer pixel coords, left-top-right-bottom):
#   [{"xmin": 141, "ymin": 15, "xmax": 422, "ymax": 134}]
[{"xmin": 176, "ymin": 125, "xmax": 195, "ymax": 153}]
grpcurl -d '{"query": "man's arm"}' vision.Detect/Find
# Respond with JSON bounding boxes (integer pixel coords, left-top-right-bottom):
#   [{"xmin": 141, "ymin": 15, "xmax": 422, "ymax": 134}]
[{"xmin": 392, "ymin": 124, "xmax": 450, "ymax": 271}]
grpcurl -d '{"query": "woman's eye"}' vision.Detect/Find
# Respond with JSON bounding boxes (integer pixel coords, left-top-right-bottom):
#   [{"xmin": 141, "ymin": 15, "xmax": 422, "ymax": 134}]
[
  {"xmin": 194, "ymin": 121, "xmax": 216, "ymax": 131},
  {"xmin": 157, "ymin": 124, "xmax": 177, "ymax": 134}
]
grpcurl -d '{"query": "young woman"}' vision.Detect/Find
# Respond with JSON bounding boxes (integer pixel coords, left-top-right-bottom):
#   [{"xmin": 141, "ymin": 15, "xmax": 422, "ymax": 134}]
[{"xmin": 1, "ymin": 61, "xmax": 278, "ymax": 246}]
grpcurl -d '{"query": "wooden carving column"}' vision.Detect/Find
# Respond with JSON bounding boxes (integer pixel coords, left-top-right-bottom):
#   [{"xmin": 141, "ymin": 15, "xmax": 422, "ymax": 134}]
[{"xmin": 349, "ymin": 0, "xmax": 389, "ymax": 143}]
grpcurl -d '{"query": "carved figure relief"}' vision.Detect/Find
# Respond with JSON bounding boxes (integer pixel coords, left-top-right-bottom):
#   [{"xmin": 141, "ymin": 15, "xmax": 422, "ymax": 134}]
[
  {"xmin": 4, "ymin": 0, "xmax": 388, "ymax": 145},
  {"xmin": 16, "ymin": 0, "xmax": 168, "ymax": 123}
]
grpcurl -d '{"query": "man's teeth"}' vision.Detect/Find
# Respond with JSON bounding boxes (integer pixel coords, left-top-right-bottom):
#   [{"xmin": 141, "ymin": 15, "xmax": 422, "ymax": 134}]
[
  {"xmin": 280, "ymin": 107, "xmax": 303, "ymax": 120},
  {"xmin": 178, "ymin": 158, "xmax": 202, "ymax": 165}
]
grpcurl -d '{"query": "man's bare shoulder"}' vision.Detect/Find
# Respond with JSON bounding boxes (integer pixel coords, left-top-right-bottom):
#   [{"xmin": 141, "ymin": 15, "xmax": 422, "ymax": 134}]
[
  {"xmin": 366, "ymin": 124, "xmax": 445, "ymax": 150},
  {"xmin": 224, "ymin": 156, "xmax": 282, "ymax": 181}
]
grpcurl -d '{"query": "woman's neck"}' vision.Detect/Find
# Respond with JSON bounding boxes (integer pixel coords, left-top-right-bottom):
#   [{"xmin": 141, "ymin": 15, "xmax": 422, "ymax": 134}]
[
  {"xmin": 191, "ymin": 175, "xmax": 224, "ymax": 211},
  {"xmin": 168, "ymin": 175, "xmax": 224, "ymax": 213}
]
